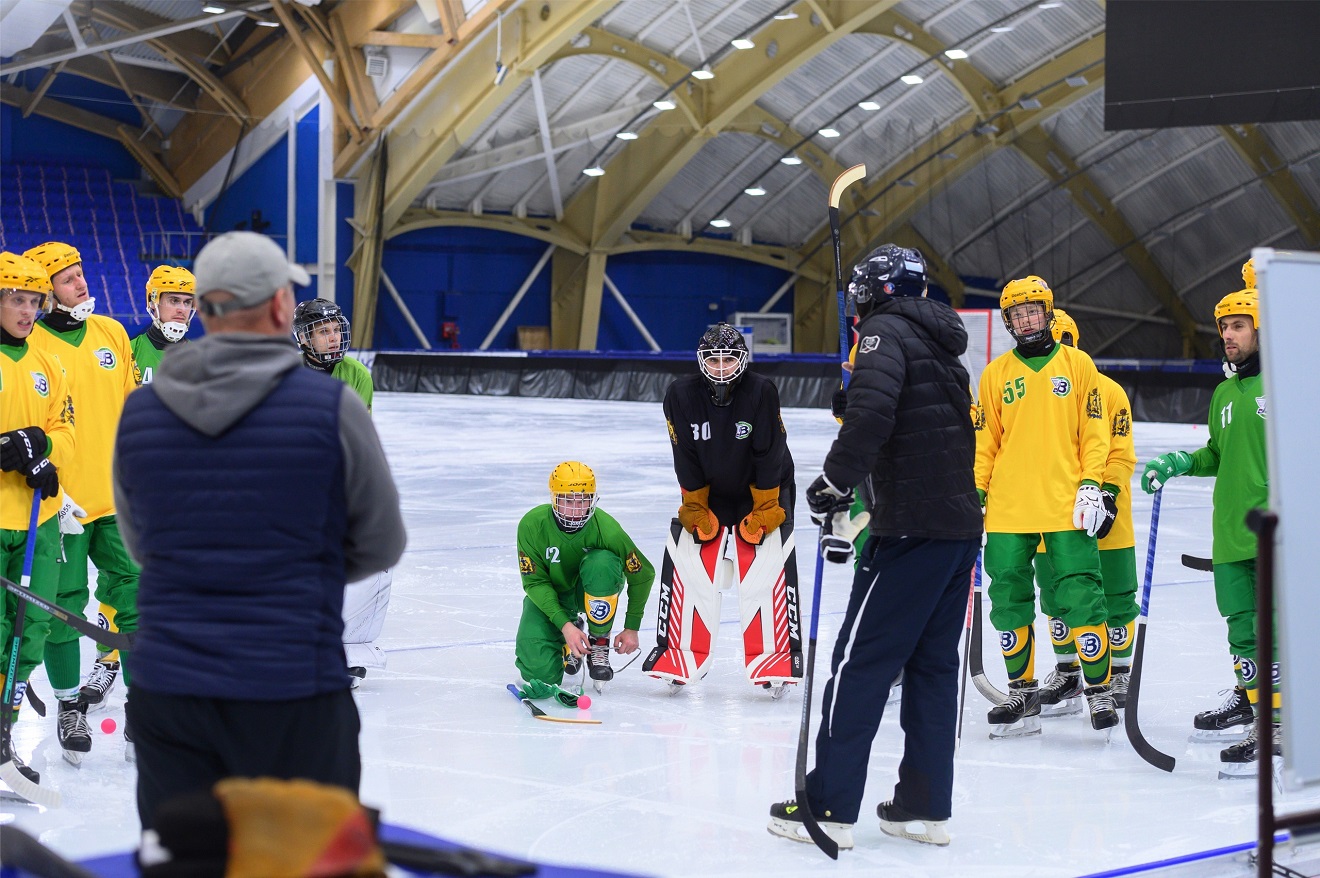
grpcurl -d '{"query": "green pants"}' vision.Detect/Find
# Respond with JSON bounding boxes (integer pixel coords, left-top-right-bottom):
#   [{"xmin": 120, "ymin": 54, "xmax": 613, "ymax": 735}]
[
  {"xmin": 44, "ymin": 515, "xmax": 139, "ymax": 694},
  {"xmin": 515, "ymin": 551, "xmax": 623, "ymax": 686},
  {"xmin": 0, "ymin": 518, "xmax": 60, "ymax": 688},
  {"xmin": 1036, "ymin": 546, "xmax": 1140, "ymax": 657},
  {"xmin": 986, "ymin": 531, "xmax": 1103, "ymax": 631}
]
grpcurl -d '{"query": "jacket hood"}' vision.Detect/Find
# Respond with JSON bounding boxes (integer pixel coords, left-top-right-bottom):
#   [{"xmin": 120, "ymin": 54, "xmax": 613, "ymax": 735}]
[
  {"xmin": 152, "ymin": 333, "xmax": 303, "ymax": 437},
  {"xmin": 866, "ymin": 295, "xmax": 968, "ymax": 357}
]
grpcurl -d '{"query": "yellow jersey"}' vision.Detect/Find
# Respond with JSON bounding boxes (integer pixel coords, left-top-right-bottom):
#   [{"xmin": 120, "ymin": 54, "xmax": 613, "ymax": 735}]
[
  {"xmin": 974, "ymin": 344, "xmax": 1107, "ymax": 533},
  {"xmin": 1, "ymin": 341, "xmax": 75, "ymax": 529},
  {"xmin": 1097, "ymin": 373, "xmax": 1136, "ymax": 550},
  {"xmin": 28, "ymin": 315, "xmax": 136, "ymax": 521}
]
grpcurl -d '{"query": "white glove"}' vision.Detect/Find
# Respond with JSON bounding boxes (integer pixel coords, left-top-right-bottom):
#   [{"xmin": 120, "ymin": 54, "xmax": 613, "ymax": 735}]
[
  {"xmin": 57, "ymin": 493, "xmax": 86, "ymax": 536},
  {"xmin": 820, "ymin": 509, "xmax": 871, "ymax": 565},
  {"xmin": 1072, "ymin": 484, "xmax": 1104, "ymax": 537}
]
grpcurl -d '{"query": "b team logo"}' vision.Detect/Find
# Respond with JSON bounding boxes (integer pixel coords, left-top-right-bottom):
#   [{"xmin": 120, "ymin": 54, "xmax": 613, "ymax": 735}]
[
  {"xmin": 1076, "ymin": 631, "xmax": 1104, "ymax": 660},
  {"xmin": 734, "ymin": 421, "xmax": 752, "ymax": 440},
  {"xmin": 95, "ymin": 348, "xmax": 117, "ymax": 370},
  {"xmin": 1256, "ymin": 396, "xmax": 1267, "ymax": 419},
  {"xmin": 587, "ymin": 596, "xmax": 617, "ymax": 625},
  {"xmin": 1239, "ymin": 656, "xmax": 1258, "ymax": 685},
  {"xmin": 1108, "ymin": 624, "xmax": 1130, "ymax": 651},
  {"xmin": 30, "ymin": 371, "xmax": 49, "ymax": 396},
  {"xmin": 999, "ymin": 630, "xmax": 1019, "ymax": 652},
  {"xmin": 1050, "ymin": 376, "xmax": 1072, "ymax": 397},
  {"xmin": 1049, "ymin": 617, "xmax": 1071, "ymax": 645}
]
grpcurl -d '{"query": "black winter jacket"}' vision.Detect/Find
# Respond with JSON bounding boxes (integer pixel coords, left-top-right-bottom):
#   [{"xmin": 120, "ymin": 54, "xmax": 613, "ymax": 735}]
[{"xmin": 822, "ymin": 296, "xmax": 982, "ymax": 540}]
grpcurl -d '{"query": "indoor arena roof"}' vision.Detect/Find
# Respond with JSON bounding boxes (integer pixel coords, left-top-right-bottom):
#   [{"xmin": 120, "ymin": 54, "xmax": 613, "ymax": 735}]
[{"xmin": 3, "ymin": 0, "xmax": 1319, "ymax": 357}]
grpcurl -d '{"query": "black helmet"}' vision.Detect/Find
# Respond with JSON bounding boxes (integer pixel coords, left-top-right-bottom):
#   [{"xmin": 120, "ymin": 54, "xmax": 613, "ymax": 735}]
[
  {"xmin": 696, "ymin": 323, "xmax": 749, "ymax": 407},
  {"xmin": 293, "ymin": 298, "xmax": 350, "ymax": 369},
  {"xmin": 847, "ymin": 244, "xmax": 928, "ymax": 317}
]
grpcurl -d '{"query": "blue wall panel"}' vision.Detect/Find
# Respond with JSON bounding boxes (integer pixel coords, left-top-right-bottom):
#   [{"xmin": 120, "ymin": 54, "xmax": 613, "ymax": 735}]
[
  {"xmin": 0, "ymin": 104, "xmax": 138, "ymax": 178},
  {"xmin": 295, "ymin": 106, "xmax": 320, "ymax": 264},
  {"xmin": 203, "ymin": 135, "xmax": 288, "ymax": 240}
]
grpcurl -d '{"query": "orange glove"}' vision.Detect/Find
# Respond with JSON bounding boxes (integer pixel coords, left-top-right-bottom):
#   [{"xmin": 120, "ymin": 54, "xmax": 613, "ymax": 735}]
[
  {"xmin": 678, "ymin": 486, "xmax": 721, "ymax": 542},
  {"xmin": 739, "ymin": 485, "xmax": 786, "ymax": 545}
]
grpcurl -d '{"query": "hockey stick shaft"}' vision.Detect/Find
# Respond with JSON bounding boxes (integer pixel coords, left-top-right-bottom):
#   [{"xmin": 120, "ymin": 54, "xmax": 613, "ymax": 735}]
[
  {"xmin": 956, "ymin": 573, "xmax": 975, "ymax": 748},
  {"xmin": 0, "ymin": 575, "xmax": 132, "ymax": 652},
  {"xmin": 793, "ymin": 535, "xmax": 837, "ymax": 859},
  {"xmin": 1124, "ymin": 489, "xmax": 1176, "ymax": 771},
  {"xmin": 1, "ymin": 492, "xmax": 62, "ymax": 808},
  {"xmin": 969, "ymin": 551, "xmax": 1008, "ymax": 705},
  {"xmin": 829, "ymin": 164, "xmax": 866, "ymax": 390},
  {"xmin": 505, "ymin": 683, "xmax": 601, "ymax": 725}
]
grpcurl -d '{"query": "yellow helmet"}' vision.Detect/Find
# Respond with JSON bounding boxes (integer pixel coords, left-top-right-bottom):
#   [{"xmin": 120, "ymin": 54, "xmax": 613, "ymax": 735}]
[
  {"xmin": 0, "ymin": 252, "xmax": 54, "ymax": 295},
  {"xmin": 22, "ymin": 241, "xmax": 81, "ymax": 278},
  {"xmin": 1213, "ymin": 288, "xmax": 1258, "ymax": 334},
  {"xmin": 999, "ymin": 275, "xmax": 1054, "ymax": 344},
  {"xmin": 1051, "ymin": 308, "xmax": 1080, "ymax": 347},
  {"xmin": 549, "ymin": 461, "xmax": 598, "ymax": 532},
  {"xmin": 145, "ymin": 265, "xmax": 196, "ymax": 306},
  {"xmin": 1241, "ymin": 258, "xmax": 1255, "ymax": 289}
]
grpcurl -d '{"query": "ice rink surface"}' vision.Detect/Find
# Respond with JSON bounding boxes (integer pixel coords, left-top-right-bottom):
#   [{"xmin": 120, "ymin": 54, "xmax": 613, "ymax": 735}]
[{"xmin": 5, "ymin": 391, "xmax": 1319, "ymax": 877}]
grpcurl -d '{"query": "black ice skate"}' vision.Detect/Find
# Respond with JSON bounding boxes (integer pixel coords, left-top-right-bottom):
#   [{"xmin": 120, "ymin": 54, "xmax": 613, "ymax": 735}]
[
  {"xmin": 0, "ymin": 735, "xmax": 40, "ymax": 785},
  {"xmin": 767, "ymin": 799, "xmax": 854, "ymax": 849},
  {"xmin": 347, "ymin": 666, "xmax": 367, "ymax": 690},
  {"xmin": 877, "ymin": 800, "xmax": 950, "ymax": 847},
  {"xmin": 79, "ymin": 659, "xmax": 119, "ymax": 710},
  {"xmin": 587, "ymin": 635, "xmax": 613, "ymax": 693},
  {"xmin": 761, "ymin": 681, "xmax": 789, "ymax": 700},
  {"xmin": 1084, "ymin": 685, "xmax": 1119, "ymax": 732},
  {"xmin": 988, "ymin": 680, "xmax": 1041, "ymax": 739},
  {"xmin": 1218, "ymin": 722, "xmax": 1281, "ymax": 780},
  {"xmin": 1109, "ymin": 664, "xmax": 1131, "ymax": 709},
  {"xmin": 1190, "ymin": 686, "xmax": 1253, "ymax": 743},
  {"xmin": 1039, "ymin": 663, "xmax": 1083, "ymax": 717},
  {"xmin": 124, "ymin": 716, "xmax": 136, "ymax": 764},
  {"xmin": 57, "ymin": 698, "xmax": 91, "ymax": 767}
]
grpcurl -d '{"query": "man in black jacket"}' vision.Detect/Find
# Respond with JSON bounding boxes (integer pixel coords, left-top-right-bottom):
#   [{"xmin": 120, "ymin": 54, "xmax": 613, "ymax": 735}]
[{"xmin": 769, "ymin": 245, "xmax": 981, "ymax": 850}]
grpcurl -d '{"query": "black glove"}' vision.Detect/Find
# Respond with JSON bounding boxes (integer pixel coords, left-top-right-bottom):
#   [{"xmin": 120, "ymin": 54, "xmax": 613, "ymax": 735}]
[
  {"xmin": 1094, "ymin": 488, "xmax": 1119, "ymax": 541},
  {"xmin": 806, "ymin": 474, "xmax": 853, "ymax": 525},
  {"xmin": 830, "ymin": 388, "xmax": 847, "ymax": 421},
  {"xmin": 23, "ymin": 456, "xmax": 59, "ymax": 499},
  {"xmin": 0, "ymin": 427, "xmax": 47, "ymax": 472}
]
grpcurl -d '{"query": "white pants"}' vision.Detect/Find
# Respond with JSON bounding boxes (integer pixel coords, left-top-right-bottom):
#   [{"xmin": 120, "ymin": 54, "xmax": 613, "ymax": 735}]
[{"xmin": 343, "ymin": 569, "xmax": 392, "ymax": 670}]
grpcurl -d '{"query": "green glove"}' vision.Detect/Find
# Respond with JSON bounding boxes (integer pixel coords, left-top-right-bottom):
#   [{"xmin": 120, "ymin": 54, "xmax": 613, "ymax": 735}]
[
  {"xmin": 976, "ymin": 488, "xmax": 987, "ymax": 509},
  {"xmin": 519, "ymin": 679, "xmax": 560, "ymax": 700},
  {"xmin": 1141, "ymin": 451, "xmax": 1193, "ymax": 494}
]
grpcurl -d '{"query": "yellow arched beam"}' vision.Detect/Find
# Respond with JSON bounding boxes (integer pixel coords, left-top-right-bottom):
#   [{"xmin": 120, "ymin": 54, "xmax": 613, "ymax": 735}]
[
  {"xmin": 380, "ymin": 1, "xmax": 617, "ymax": 232},
  {"xmin": 558, "ymin": 1, "xmax": 899, "ymax": 250},
  {"xmin": 551, "ymin": 26, "xmax": 703, "ymax": 129},
  {"xmin": 1220, "ymin": 124, "xmax": 1320, "ymax": 248},
  {"xmin": 388, "ymin": 208, "xmax": 823, "ymax": 281}
]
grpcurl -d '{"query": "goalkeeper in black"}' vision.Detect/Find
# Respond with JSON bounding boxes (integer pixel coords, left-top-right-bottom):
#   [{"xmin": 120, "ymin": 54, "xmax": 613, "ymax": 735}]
[{"xmin": 769, "ymin": 245, "xmax": 981, "ymax": 850}]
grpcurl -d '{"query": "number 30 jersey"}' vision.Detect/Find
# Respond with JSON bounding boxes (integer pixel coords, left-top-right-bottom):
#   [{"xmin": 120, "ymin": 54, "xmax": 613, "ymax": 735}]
[{"xmin": 974, "ymin": 343, "xmax": 1107, "ymax": 533}]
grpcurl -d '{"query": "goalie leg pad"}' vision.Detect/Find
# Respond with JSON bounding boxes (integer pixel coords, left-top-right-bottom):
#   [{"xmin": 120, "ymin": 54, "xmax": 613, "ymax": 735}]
[
  {"xmin": 732, "ymin": 525, "xmax": 803, "ymax": 685},
  {"xmin": 342, "ymin": 569, "xmax": 393, "ymax": 652},
  {"xmin": 643, "ymin": 521, "xmax": 723, "ymax": 685}
]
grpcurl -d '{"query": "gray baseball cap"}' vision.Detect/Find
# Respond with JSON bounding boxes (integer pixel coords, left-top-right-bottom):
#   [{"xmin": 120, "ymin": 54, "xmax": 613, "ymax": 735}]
[{"xmin": 194, "ymin": 231, "xmax": 310, "ymax": 317}]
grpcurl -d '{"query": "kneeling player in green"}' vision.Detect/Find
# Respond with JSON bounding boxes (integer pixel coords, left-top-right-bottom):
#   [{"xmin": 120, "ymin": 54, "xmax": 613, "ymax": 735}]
[{"xmin": 515, "ymin": 462, "xmax": 654, "ymax": 697}]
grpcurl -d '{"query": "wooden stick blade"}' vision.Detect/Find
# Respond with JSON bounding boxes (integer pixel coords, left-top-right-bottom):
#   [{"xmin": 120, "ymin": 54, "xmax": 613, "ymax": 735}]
[{"xmin": 828, "ymin": 164, "xmax": 867, "ymax": 208}]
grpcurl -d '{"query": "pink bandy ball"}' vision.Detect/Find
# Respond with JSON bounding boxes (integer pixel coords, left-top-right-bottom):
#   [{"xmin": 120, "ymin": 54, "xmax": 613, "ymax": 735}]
[
  {"xmin": 577, "ymin": 695, "xmax": 592, "ymax": 710},
  {"xmin": 101, "ymin": 717, "xmax": 117, "ymax": 734}
]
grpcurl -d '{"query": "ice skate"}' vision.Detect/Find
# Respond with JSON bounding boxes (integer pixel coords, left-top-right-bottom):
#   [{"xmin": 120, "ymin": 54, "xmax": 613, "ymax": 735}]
[
  {"xmin": 1039, "ymin": 663, "xmax": 1083, "ymax": 717},
  {"xmin": 1218, "ymin": 722, "xmax": 1280, "ymax": 780},
  {"xmin": 1109, "ymin": 665, "xmax": 1131, "ymax": 709},
  {"xmin": 57, "ymin": 698, "xmax": 91, "ymax": 767},
  {"xmin": 347, "ymin": 666, "xmax": 367, "ymax": 690},
  {"xmin": 1190, "ymin": 686, "xmax": 1253, "ymax": 743},
  {"xmin": 79, "ymin": 659, "xmax": 119, "ymax": 711},
  {"xmin": 665, "ymin": 680, "xmax": 686, "ymax": 696},
  {"xmin": 0, "ymin": 735, "xmax": 40, "ymax": 785},
  {"xmin": 761, "ymin": 681, "xmax": 788, "ymax": 700},
  {"xmin": 767, "ymin": 799, "xmax": 854, "ymax": 850},
  {"xmin": 587, "ymin": 635, "xmax": 613, "ymax": 694},
  {"xmin": 124, "ymin": 717, "xmax": 136, "ymax": 763},
  {"xmin": 988, "ymin": 680, "xmax": 1041, "ymax": 739},
  {"xmin": 1085, "ymin": 685, "xmax": 1119, "ymax": 733},
  {"xmin": 877, "ymin": 800, "xmax": 950, "ymax": 847}
]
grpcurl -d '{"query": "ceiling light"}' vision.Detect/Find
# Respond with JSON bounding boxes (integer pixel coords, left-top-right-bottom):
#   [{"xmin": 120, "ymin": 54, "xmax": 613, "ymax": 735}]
[
  {"xmin": 939, "ymin": 150, "xmax": 957, "ymax": 159},
  {"xmin": 773, "ymin": 11, "xmax": 799, "ymax": 20},
  {"xmin": 255, "ymin": 19, "xmax": 280, "ymax": 27},
  {"xmin": 709, "ymin": 218, "xmax": 732, "ymax": 228},
  {"xmin": 1066, "ymin": 75, "xmax": 1089, "ymax": 87},
  {"xmin": 691, "ymin": 66, "xmax": 714, "ymax": 80},
  {"xmin": 744, "ymin": 186, "xmax": 766, "ymax": 196},
  {"xmin": 901, "ymin": 74, "xmax": 923, "ymax": 85},
  {"xmin": 616, "ymin": 132, "xmax": 638, "ymax": 140},
  {"xmin": 818, "ymin": 128, "xmax": 840, "ymax": 138},
  {"xmin": 780, "ymin": 155, "xmax": 802, "ymax": 165},
  {"xmin": 1018, "ymin": 97, "xmax": 1043, "ymax": 110},
  {"xmin": 731, "ymin": 38, "xmax": 755, "ymax": 50},
  {"xmin": 859, "ymin": 100, "xmax": 881, "ymax": 111},
  {"xmin": 990, "ymin": 25, "xmax": 1015, "ymax": 33},
  {"xmin": 583, "ymin": 166, "xmax": 605, "ymax": 177},
  {"xmin": 944, "ymin": 49, "xmax": 968, "ymax": 59},
  {"xmin": 201, "ymin": 4, "xmax": 225, "ymax": 12},
  {"xmin": 1038, "ymin": 2, "xmax": 1063, "ymax": 8},
  {"xmin": 653, "ymin": 99, "xmax": 676, "ymax": 110}
]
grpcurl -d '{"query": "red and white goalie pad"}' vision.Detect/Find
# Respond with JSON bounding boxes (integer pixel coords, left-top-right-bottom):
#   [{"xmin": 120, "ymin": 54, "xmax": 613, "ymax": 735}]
[
  {"xmin": 733, "ymin": 522, "xmax": 803, "ymax": 685},
  {"xmin": 643, "ymin": 520, "xmax": 729, "ymax": 685},
  {"xmin": 343, "ymin": 568, "xmax": 392, "ymax": 670}
]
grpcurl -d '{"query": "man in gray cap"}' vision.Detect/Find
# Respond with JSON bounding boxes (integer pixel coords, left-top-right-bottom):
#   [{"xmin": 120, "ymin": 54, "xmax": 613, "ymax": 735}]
[{"xmin": 112, "ymin": 231, "xmax": 406, "ymax": 831}]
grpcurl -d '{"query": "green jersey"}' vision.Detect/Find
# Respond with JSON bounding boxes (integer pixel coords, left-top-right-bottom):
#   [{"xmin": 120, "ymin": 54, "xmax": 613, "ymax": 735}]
[
  {"xmin": 1188, "ymin": 372, "xmax": 1267, "ymax": 564},
  {"xmin": 129, "ymin": 330, "xmax": 183, "ymax": 385},
  {"xmin": 331, "ymin": 356, "xmax": 374, "ymax": 412},
  {"xmin": 517, "ymin": 505, "xmax": 654, "ymax": 631}
]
